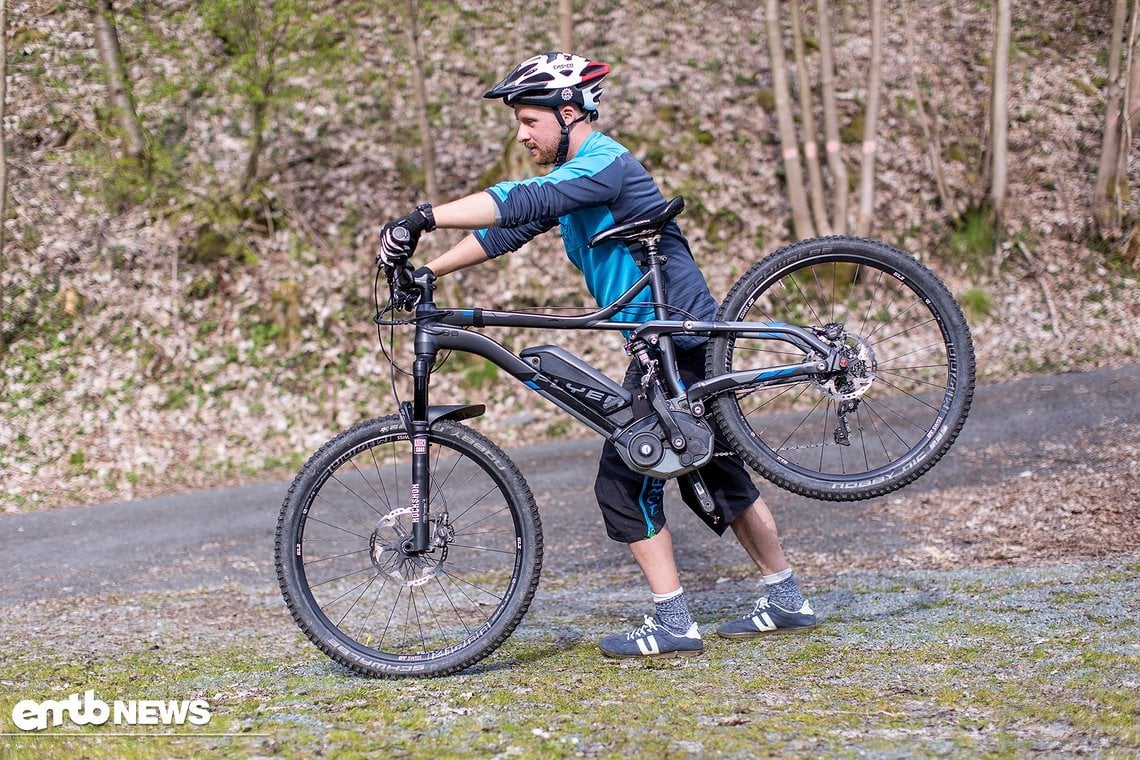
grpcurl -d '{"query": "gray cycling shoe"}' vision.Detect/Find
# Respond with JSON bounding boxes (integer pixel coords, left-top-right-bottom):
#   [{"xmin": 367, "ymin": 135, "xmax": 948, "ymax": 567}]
[
  {"xmin": 716, "ymin": 597, "xmax": 817, "ymax": 639},
  {"xmin": 598, "ymin": 615, "xmax": 704, "ymax": 658}
]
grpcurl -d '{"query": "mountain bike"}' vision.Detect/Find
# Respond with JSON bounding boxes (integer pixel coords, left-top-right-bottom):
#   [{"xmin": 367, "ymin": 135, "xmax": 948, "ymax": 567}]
[{"xmin": 275, "ymin": 197, "xmax": 975, "ymax": 677}]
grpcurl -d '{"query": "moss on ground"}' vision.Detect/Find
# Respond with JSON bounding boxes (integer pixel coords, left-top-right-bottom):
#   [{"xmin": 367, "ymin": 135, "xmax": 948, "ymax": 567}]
[{"xmin": 1, "ymin": 559, "xmax": 1137, "ymax": 758}]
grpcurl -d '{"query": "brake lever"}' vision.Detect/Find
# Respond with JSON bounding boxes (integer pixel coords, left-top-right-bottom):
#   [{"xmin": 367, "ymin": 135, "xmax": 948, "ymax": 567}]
[{"xmin": 390, "ymin": 263, "xmax": 420, "ymax": 312}]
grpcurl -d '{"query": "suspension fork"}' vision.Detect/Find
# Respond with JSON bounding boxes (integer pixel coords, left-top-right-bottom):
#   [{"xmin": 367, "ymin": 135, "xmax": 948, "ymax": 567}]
[
  {"xmin": 405, "ymin": 291, "xmax": 440, "ymax": 554},
  {"xmin": 399, "ymin": 351, "xmax": 432, "ymax": 553}
]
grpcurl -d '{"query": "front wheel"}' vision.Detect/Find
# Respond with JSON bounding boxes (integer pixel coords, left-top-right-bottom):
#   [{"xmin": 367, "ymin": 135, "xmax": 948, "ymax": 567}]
[
  {"xmin": 707, "ymin": 236, "xmax": 975, "ymax": 501},
  {"xmin": 276, "ymin": 416, "xmax": 542, "ymax": 677}
]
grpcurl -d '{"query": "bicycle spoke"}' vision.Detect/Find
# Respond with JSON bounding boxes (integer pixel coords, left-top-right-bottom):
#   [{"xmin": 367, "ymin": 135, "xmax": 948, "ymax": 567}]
[
  {"xmin": 349, "ymin": 456, "xmax": 392, "ymax": 516},
  {"xmin": 354, "ymin": 576, "xmax": 390, "ymax": 642},
  {"xmin": 337, "ymin": 572, "xmax": 381, "ymax": 628},
  {"xmin": 303, "ymin": 515, "xmax": 371, "ymax": 541},
  {"xmin": 278, "ymin": 418, "xmax": 540, "ymax": 675},
  {"xmin": 868, "ymin": 373, "xmax": 944, "ymax": 415},
  {"xmin": 709, "ymin": 241, "xmax": 972, "ymax": 497},
  {"xmin": 445, "ymin": 542, "xmax": 516, "ymax": 555},
  {"xmin": 303, "ymin": 548, "xmax": 371, "ymax": 565}
]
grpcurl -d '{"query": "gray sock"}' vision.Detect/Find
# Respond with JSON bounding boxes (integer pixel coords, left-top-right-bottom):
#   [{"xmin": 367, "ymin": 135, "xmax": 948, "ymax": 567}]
[
  {"xmin": 763, "ymin": 568, "xmax": 805, "ymax": 610},
  {"xmin": 652, "ymin": 588, "xmax": 693, "ymax": 634}
]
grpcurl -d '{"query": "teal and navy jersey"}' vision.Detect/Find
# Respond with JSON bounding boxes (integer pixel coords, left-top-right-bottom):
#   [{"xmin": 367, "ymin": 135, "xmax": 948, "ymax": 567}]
[{"xmin": 473, "ymin": 132, "xmax": 718, "ymax": 350}]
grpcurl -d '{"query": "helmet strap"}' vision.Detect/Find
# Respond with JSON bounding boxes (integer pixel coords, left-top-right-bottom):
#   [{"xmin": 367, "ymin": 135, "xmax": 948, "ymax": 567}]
[{"xmin": 554, "ymin": 107, "xmax": 590, "ymax": 165}]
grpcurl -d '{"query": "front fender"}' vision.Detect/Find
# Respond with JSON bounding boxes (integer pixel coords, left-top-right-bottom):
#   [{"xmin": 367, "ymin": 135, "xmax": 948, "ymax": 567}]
[{"xmin": 399, "ymin": 402, "xmax": 486, "ymax": 435}]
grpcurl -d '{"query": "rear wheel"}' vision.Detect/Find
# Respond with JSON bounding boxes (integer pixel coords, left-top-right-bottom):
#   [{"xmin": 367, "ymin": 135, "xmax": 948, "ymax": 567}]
[
  {"xmin": 276, "ymin": 416, "xmax": 542, "ymax": 677},
  {"xmin": 707, "ymin": 236, "xmax": 975, "ymax": 501}
]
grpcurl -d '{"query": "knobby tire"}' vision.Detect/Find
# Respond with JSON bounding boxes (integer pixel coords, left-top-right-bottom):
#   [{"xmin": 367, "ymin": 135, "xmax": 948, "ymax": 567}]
[
  {"xmin": 707, "ymin": 236, "xmax": 975, "ymax": 501},
  {"xmin": 275, "ymin": 416, "xmax": 542, "ymax": 677}
]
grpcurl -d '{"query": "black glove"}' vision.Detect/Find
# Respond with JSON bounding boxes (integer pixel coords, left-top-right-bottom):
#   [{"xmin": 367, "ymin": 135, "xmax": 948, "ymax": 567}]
[{"xmin": 377, "ymin": 204, "xmax": 436, "ymax": 268}]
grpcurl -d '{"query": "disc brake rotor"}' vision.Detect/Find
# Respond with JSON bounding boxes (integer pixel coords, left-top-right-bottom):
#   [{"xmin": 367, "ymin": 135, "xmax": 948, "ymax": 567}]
[
  {"xmin": 369, "ymin": 507, "xmax": 449, "ymax": 587},
  {"xmin": 813, "ymin": 333, "xmax": 877, "ymax": 401}
]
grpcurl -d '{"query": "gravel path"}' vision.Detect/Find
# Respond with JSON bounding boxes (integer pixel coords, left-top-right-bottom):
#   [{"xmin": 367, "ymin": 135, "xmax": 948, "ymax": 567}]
[
  {"xmin": 2, "ymin": 364, "xmax": 1136, "ymax": 608},
  {"xmin": 1, "ymin": 366, "xmax": 1137, "ymax": 756}
]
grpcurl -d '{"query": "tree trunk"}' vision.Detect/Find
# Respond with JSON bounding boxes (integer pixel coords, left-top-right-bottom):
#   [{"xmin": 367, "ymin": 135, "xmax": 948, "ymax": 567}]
[
  {"xmin": 855, "ymin": 0, "xmax": 883, "ymax": 237},
  {"xmin": 0, "ymin": 0, "xmax": 7, "ymax": 353},
  {"xmin": 241, "ymin": 99, "xmax": 268, "ymax": 197},
  {"xmin": 765, "ymin": 0, "xmax": 814, "ymax": 240},
  {"xmin": 1093, "ymin": 0, "xmax": 1128, "ymax": 231},
  {"xmin": 90, "ymin": 0, "xmax": 147, "ymax": 161},
  {"xmin": 1128, "ymin": 0, "xmax": 1140, "ymax": 131},
  {"xmin": 405, "ymin": 0, "xmax": 439, "ymax": 204},
  {"xmin": 817, "ymin": 0, "xmax": 848, "ymax": 233},
  {"xmin": 559, "ymin": 0, "xmax": 573, "ymax": 52},
  {"xmin": 790, "ymin": 0, "xmax": 831, "ymax": 236},
  {"xmin": 989, "ymin": 0, "xmax": 1011, "ymax": 231},
  {"xmin": 1117, "ymin": 2, "xmax": 1138, "ymax": 200},
  {"xmin": 906, "ymin": 3, "xmax": 959, "ymax": 225}
]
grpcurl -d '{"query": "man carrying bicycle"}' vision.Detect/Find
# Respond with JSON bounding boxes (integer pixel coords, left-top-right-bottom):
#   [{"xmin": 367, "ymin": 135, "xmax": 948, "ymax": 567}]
[{"xmin": 377, "ymin": 52, "xmax": 816, "ymax": 658}]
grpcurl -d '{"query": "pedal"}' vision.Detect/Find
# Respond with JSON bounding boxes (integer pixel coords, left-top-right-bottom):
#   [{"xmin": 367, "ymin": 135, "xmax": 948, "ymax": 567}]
[{"xmin": 683, "ymin": 471, "xmax": 719, "ymax": 524}]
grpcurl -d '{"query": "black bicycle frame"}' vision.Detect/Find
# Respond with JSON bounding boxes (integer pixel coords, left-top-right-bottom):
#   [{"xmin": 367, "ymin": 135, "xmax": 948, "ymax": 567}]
[{"xmin": 397, "ymin": 246, "xmax": 840, "ymax": 552}]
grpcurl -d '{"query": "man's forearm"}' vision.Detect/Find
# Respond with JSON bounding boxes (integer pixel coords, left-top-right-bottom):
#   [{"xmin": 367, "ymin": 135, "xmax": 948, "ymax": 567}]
[
  {"xmin": 425, "ymin": 233, "xmax": 489, "ymax": 277},
  {"xmin": 432, "ymin": 191, "xmax": 497, "ymax": 230}
]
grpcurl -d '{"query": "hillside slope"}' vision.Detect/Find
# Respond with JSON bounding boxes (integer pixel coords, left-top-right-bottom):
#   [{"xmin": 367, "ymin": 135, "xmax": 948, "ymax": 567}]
[{"xmin": 2, "ymin": 0, "xmax": 1137, "ymax": 510}]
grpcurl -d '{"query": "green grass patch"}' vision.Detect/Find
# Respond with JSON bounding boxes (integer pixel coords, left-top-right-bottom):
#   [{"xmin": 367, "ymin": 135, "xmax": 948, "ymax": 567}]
[{"xmin": 1, "ymin": 562, "xmax": 1137, "ymax": 757}]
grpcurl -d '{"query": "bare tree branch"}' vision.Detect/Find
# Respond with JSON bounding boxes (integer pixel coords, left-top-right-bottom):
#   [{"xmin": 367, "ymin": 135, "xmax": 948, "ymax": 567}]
[
  {"xmin": 816, "ymin": 0, "xmax": 847, "ymax": 233},
  {"xmin": 790, "ymin": 0, "xmax": 831, "ymax": 236},
  {"xmin": 989, "ymin": 0, "xmax": 1011, "ymax": 231},
  {"xmin": 405, "ymin": 0, "xmax": 439, "ymax": 204},
  {"xmin": 1015, "ymin": 241, "xmax": 1062, "ymax": 338},
  {"xmin": 0, "ymin": 0, "xmax": 7, "ymax": 352},
  {"xmin": 855, "ymin": 0, "xmax": 883, "ymax": 237},
  {"xmin": 559, "ymin": 0, "xmax": 573, "ymax": 52},
  {"xmin": 90, "ymin": 0, "xmax": 147, "ymax": 162},
  {"xmin": 765, "ymin": 0, "xmax": 814, "ymax": 240},
  {"xmin": 1093, "ymin": 0, "xmax": 1129, "ymax": 232},
  {"xmin": 1115, "ymin": 0, "xmax": 1138, "ymax": 227},
  {"xmin": 906, "ymin": 3, "xmax": 959, "ymax": 225}
]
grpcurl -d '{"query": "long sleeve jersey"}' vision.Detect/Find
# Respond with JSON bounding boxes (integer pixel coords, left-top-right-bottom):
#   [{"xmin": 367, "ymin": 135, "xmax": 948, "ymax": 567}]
[{"xmin": 473, "ymin": 132, "xmax": 718, "ymax": 350}]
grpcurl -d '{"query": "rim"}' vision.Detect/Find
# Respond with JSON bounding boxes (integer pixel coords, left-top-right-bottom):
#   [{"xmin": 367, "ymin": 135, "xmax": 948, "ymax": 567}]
[
  {"xmin": 291, "ymin": 430, "xmax": 528, "ymax": 664},
  {"xmin": 724, "ymin": 254, "xmax": 962, "ymax": 483}
]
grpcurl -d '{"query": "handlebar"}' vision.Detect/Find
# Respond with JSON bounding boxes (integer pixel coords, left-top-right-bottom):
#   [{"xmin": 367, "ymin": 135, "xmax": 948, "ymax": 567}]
[
  {"xmin": 383, "ymin": 257, "xmax": 435, "ymax": 312},
  {"xmin": 377, "ymin": 220, "xmax": 435, "ymax": 311}
]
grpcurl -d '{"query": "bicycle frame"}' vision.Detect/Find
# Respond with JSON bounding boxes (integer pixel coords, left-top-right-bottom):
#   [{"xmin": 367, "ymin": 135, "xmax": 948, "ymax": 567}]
[{"xmin": 396, "ymin": 243, "xmax": 842, "ymax": 552}]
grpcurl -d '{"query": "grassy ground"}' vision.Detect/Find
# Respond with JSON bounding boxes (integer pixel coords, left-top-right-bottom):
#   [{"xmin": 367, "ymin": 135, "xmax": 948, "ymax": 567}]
[{"xmin": 2, "ymin": 557, "xmax": 1137, "ymax": 758}]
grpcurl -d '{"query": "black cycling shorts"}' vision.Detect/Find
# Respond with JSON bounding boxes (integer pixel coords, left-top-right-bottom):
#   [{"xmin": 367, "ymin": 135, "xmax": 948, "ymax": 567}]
[{"xmin": 593, "ymin": 344, "xmax": 760, "ymax": 543}]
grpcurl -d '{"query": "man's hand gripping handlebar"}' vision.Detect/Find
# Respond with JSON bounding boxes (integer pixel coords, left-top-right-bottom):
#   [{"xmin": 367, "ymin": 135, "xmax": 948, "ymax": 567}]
[{"xmin": 378, "ymin": 205, "xmax": 436, "ymax": 312}]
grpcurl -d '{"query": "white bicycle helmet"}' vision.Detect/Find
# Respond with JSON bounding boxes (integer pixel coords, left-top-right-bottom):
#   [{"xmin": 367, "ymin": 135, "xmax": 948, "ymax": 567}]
[
  {"xmin": 484, "ymin": 52, "xmax": 610, "ymax": 116},
  {"xmin": 484, "ymin": 52, "xmax": 610, "ymax": 164}
]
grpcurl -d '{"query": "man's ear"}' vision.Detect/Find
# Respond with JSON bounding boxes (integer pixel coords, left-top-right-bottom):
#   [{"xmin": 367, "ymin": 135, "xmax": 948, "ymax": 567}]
[{"xmin": 559, "ymin": 104, "xmax": 583, "ymax": 124}]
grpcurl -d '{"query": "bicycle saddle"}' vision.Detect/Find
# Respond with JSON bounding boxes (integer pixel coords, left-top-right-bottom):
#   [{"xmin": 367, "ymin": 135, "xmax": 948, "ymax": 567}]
[{"xmin": 587, "ymin": 196, "xmax": 685, "ymax": 247}]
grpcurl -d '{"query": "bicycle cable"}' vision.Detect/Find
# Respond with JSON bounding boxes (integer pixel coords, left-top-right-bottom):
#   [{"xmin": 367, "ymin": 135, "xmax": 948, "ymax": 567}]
[
  {"xmin": 488, "ymin": 301, "xmax": 704, "ymax": 322},
  {"xmin": 371, "ymin": 268, "xmax": 708, "ymax": 412},
  {"xmin": 373, "ymin": 267, "xmax": 456, "ymax": 412}
]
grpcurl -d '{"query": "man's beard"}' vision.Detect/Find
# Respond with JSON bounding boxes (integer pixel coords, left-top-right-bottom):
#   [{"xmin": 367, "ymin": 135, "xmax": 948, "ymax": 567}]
[{"xmin": 526, "ymin": 142, "xmax": 557, "ymax": 166}]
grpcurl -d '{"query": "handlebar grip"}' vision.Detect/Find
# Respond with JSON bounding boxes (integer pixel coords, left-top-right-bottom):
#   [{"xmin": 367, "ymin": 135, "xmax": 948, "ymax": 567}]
[{"xmin": 394, "ymin": 263, "xmax": 414, "ymax": 287}]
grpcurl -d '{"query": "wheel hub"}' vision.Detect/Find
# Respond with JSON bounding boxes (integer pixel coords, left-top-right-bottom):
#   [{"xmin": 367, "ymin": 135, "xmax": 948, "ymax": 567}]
[
  {"xmin": 369, "ymin": 507, "xmax": 449, "ymax": 587},
  {"xmin": 814, "ymin": 332, "xmax": 877, "ymax": 400}
]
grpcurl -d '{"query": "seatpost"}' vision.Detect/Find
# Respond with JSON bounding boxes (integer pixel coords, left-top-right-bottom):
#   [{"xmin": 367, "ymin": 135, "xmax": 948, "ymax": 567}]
[{"xmin": 642, "ymin": 236, "xmax": 686, "ymax": 398}]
